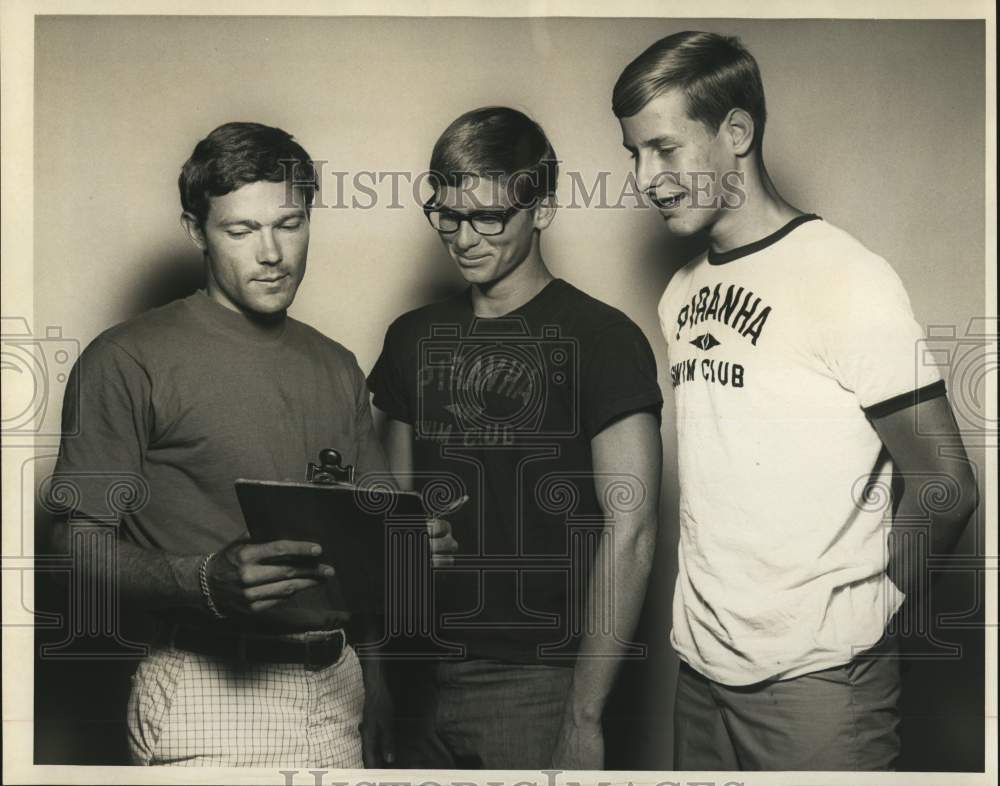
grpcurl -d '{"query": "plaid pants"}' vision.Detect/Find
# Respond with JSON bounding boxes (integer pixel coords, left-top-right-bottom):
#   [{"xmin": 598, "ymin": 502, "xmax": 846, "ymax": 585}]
[{"xmin": 127, "ymin": 636, "xmax": 364, "ymax": 767}]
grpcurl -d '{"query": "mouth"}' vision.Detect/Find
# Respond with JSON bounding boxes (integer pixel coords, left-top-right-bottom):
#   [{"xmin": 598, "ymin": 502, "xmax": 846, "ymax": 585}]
[
  {"xmin": 457, "ymin": 254, "xmax": 489, "ymax": 265},
  {"xmin": 649, "ymin": 192, "xmax": 686, "ymax": 210},
  {"xmin": 253, "ymin": 274, "xmax": 289, "ymax": 284}
]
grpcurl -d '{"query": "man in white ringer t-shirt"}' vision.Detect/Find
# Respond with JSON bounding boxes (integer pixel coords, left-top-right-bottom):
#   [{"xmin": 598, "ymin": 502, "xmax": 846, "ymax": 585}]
[{"xmin": 611, "ymin": 31, "xmax": 979, "ymax": 770}]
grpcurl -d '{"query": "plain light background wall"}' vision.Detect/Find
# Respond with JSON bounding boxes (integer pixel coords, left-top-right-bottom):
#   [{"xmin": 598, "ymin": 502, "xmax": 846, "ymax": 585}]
[{"xmin": 33, "ymin": 16, "xmax": 986, "ymax": 768}]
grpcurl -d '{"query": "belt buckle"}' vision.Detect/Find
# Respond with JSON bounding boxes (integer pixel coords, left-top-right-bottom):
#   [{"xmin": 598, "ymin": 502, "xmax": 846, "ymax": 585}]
[
  {"xmin": 303, "ymin": 640, "xmax": 319, "ymax": 671},
  {"xmin": 303, "ymin": 637, "xmax": 329, "ymax": 671},
  {"xmin": 303, "ymin": 630, "xmax": 343, "ymax": 671}
]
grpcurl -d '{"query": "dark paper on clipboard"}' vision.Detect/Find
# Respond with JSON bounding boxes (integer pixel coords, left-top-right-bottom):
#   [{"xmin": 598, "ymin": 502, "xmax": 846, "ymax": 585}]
[{"xmin": 234, "ymin": 479, "xmax": 425, "ymax": 616}]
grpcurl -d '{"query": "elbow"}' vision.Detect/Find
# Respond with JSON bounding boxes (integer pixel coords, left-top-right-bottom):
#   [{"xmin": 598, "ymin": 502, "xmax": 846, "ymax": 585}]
[
  {"xmin": 952, "ymin": 459, "xmax": 980, "ymax": 527},
  {"xmin": 618, "ymin": 513, "xmax": 659, "ymax": 564},
  {"xmin": 958, "ymin": 473, "xmax": 980, "ymax": 527},
  {"xmin": 638, "ymin": 514, "xmax": 659, "ymax": 554},
  {"xmin": 936, "ymin": 469, "xmax": 979, "ymax": 552}
]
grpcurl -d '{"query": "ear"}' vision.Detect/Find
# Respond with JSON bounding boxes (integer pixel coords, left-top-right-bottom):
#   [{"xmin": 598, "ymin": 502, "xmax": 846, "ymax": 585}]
[
  {"xmin": 180, "ymin": 212, "xmax": 208, "ymax": 252},
  {"xmin": 531, "ymin": 195, "xmax": 557, "ymax": 231},
  {"xmin": 723, "ymin": 108, "xmax": 755, "ymax": 157}
]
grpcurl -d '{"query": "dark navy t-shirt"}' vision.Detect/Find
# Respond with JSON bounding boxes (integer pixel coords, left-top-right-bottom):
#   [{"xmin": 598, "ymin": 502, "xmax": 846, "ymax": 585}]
[{"xmin": 368, "ymin": 279, "xmax": 662, "ymax": 663}]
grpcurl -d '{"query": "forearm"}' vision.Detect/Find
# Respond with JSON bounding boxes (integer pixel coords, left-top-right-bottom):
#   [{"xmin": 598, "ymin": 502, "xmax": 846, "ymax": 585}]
[
  {"xmin": 873, "ymin": 397, "xmax": 979, "ymax": 597},
  {"xmin": 51, "ymin": 518, "xmax": 204, "ymax": 611},
  {"xmin": 887, "ymin": 476, "xmax": 978, "ymax": 595},
  {"xmin": 564, "ymin": 512, "xmax": 657, "ymax": 722},
  {"xmin": 381, "ymin": 416, "xmax": 415, "ymax": 491},
  {"xmin": 120, "ymin": 539, "xmax": 205, "ymax": 610},
  {"xmin": 563, "ymin": 411, "xmax": 662, "ymax": 721}
]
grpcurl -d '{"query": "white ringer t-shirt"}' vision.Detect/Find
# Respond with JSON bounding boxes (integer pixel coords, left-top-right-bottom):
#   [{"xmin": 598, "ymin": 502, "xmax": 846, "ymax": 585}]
[{"xmin": 658, "ymin": 215, "xmax": 944, "ymax": 685}]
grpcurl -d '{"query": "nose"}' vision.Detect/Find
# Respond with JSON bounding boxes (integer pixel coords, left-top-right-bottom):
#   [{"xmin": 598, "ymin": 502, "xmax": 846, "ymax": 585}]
[
  {"xmin": 634, "ymin": 151, "xmax": 658, "ymax": 194},
  {"xmin": 451, "ymin": 220, "xmax": 481, "ymax": 253},
  {"xmin": 256, "ymin": 228, "xmax": 283, "ymax": 265},
  {"xmin": 636, "ymin": 156, "xmax": 680, "ymax": 202}
]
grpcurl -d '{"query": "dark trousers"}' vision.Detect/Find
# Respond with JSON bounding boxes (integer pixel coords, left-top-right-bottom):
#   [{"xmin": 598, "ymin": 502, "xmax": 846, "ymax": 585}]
[
  {"xmin": 393, "ymin": 658, "xmax": 574, "ymax": 769},
  {"xmin": 674, "ymin": 639, "xmax": 901, "ymax": 771}
]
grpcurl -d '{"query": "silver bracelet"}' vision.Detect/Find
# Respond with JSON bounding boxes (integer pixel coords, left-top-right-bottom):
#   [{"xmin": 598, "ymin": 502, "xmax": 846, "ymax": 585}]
[{"xmin": 199, "ymin": 552, "xmax": 226, "ymax": 619}]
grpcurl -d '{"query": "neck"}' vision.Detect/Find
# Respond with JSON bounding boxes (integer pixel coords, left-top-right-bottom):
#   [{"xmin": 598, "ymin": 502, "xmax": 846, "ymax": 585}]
[
  {"xmin": 203, "ymin": 284, "xmax": 287, "ymax": 327},
  {"xmin": 470, "ymin": 242, "xmax": 554, "ymax": 318},
  {"xmin": 708, "ymin": 157, "xmax": 803, "ymax": 254}
]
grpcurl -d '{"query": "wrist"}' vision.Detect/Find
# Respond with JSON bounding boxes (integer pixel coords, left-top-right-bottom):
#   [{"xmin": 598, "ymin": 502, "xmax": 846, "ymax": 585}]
[
  {"xmin": 166, "ymin": 553, "xmax": 208, "ymax": 609},
  {"xmin": 198, "ymin": 552, "xmax": 226, "ymax": 618},
  {"xmin": 359, "ymin": 657, "xmax": 388, "ymax": 695}
]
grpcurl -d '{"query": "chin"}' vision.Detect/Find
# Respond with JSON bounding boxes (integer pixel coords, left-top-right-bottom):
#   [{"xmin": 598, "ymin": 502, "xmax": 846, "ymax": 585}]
[
  {"xmin": 455, "ymin": 267, "xmax": 495, "ymax": 285},
  {"xmin": 244, "ymin": 295, "xmax": 294, "ymax": 316},
  {"xmin": 660, "ymin": 215, "xmax": 692, "ymax": 234},
  {"xmin": 660, "ymin": 213, "xmax": 705, "ymax": 237}
]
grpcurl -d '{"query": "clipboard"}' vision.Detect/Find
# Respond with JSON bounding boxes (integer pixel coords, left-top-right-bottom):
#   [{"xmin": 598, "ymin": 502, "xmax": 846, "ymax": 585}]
[{"xmin": 234, "ymin": 478, "xmax": 426, "ymax": 615}]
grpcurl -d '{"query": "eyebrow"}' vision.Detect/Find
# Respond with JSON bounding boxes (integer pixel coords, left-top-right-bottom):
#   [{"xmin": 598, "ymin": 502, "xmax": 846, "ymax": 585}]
[
  {"xmin": 437, "ymin": 206, "xmax": 514, "ymax": 216},
  {"xmin": 623, "ymin": 134, "xmax": 681, "ymax": 152},
  {"xmin": 218, "ymin": 211, "xmax": 306, "ymax": 228}
]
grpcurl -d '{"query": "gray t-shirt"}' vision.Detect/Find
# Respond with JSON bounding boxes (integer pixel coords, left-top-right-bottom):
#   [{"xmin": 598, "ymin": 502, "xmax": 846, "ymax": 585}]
[{"xmin": 53, "ymin": 290, "xmax": 388, "ymax": 631}]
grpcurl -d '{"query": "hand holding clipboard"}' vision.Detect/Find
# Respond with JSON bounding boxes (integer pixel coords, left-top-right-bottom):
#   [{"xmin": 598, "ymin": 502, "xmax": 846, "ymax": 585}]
[
  {"xmin": 233, "ymin": 450, "xmax": 464, "ymax": 615},
  {"xmin": 203, "ymin": 537, "xmax": 337, "ymax": 618}
]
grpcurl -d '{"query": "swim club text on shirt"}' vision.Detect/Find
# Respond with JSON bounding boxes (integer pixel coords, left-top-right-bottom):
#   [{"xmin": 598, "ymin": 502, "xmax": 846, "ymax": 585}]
[
  {"xmin": 277, "ymin": 160, "xmax": 747, "ymax": 211},
  {"xmin": 668, "ymin": 282, "xmax": 773, "ymax": 391}
]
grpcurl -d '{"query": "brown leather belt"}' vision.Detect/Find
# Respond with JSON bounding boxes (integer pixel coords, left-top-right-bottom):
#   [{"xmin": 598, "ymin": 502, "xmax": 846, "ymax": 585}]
[{"xmin": 168, "ymin": 626, "xmax": 347, "ymax": 671}]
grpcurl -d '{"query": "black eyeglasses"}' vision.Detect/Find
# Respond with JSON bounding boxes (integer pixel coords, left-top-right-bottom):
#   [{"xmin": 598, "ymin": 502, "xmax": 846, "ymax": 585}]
[{"xmin": 423, "ymin": 202, "xmax": 520, "ymax": 237}]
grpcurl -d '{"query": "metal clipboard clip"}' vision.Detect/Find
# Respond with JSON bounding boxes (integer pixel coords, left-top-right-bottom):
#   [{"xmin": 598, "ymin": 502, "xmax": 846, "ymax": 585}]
[{"xmin": 305, "ymin": 448, "xmax": 356, "ymax": 486}]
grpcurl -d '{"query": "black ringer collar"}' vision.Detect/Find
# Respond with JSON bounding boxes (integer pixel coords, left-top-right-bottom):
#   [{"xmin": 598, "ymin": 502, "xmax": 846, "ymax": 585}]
[{"xmin": 708, "ymin": 214, "xmax": 821, "ymax": 265}]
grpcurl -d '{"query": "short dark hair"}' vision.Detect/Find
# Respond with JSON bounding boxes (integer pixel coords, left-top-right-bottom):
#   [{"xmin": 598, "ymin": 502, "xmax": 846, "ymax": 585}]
[
  {"xmin": 178, "ymin": 122, "xmax": 317, "ymax": 225},
  {"xmin": 613, "ymin": 32, "xmax": 767, "ymax": 150},
  {"xmin": 428, "ymin": 107, "xmax": 558, "ymax": 209}
]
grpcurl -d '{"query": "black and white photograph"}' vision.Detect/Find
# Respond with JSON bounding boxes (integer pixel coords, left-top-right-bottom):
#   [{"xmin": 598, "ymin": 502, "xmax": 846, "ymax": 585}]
[{"xmin": 1, "ymin": 2, "xmax": 995, "ymax": 785}]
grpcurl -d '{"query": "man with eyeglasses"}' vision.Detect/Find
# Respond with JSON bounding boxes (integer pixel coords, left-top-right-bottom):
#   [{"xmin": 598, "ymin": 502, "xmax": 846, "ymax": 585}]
[{"xmin": 367, "ymin": 106, "xmax": 663, "ymax": 769}]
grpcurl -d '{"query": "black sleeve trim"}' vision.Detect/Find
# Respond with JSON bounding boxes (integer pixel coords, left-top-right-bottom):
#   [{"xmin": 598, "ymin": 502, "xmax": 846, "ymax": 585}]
[
  {"xmin": 591, "ymin": 402, "xmax": 663, "ymax": 438},
  {"xmin": 367, "ymin": 384, "xmax": 414, "ymax": 425},
  {"xmin": 863, "ymin": 380, "xmax": 947, "ymax": 419},
  {"xmin": 587, "ymin": 390, "xmax": 664, "ymax": 440}
]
